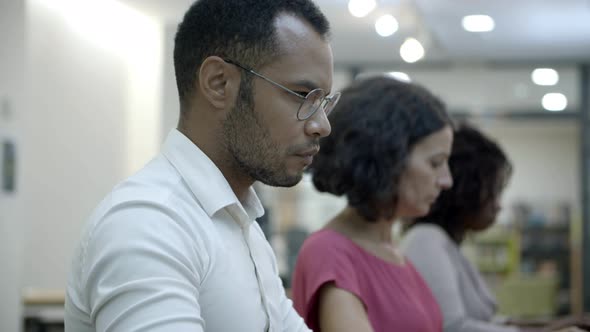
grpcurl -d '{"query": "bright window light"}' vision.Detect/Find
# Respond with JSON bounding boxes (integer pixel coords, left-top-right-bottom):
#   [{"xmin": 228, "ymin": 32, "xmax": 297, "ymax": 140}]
[
  {"xmin": 348, "ymin": 0, "xmax": 377, "ymax": 18},
  {"xmin": 39, "ymin": 0, "xmax": 159, "ymax": 56},
  {"xmin": 531, "ymin": 68, "xmax": 559, "ymax": 86},
  {"xmin": 400, "ymin": 38, "xmax": 424, "ymax": 63},
  {"xmin": 542, "ymin": 93, "xmax": 568, "ymax": 111},
  {"xmin": 40, "ymin": 0, "xmax": 163, "ymax": 171},
  {"xmin": 375, "ymin": 15, "xmax": 399, "ymax": 37},
  {"xmin": 462, "ymin": 15, "xmax": 495, "ymax": 32},
  {"xmin": 387, "ymin": 72, "xmax": 411, "ymax": 82}
]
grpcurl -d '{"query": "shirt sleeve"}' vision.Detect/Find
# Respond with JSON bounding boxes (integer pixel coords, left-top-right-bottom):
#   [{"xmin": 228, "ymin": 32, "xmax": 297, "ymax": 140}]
[
  {"xmin": 291, "ymin": 233, "xmax": 362, "ymax": 330},
  {"xmin": 279, "ymin": 289, "xmax": 313, "ymax": 332},
  {"xmin": 82, "ymin": 203, "xmax": 209, "ymax": 332},
  {"xmin": 402, "ymin": 227, "xmax": 519, "ymax": 332}
]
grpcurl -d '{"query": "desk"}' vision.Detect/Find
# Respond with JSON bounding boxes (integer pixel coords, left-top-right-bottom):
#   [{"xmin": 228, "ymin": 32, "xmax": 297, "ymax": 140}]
[{"xmin": 22, "ymin": 289, "xmax": 65, "ymax": 332}]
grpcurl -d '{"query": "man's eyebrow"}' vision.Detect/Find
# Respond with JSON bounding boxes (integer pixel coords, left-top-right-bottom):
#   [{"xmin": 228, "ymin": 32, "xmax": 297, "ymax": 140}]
[{"xmin": 291, "ymin": 79, "xmax": 329, "ymax": 93}]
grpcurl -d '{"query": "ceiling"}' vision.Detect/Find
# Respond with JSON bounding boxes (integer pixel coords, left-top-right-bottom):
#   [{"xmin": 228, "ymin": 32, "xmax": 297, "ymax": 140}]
[
  {"xmin": 118, "ymin": 0, "xmax": 590, "ymax": 65},
  {"xmin": 118, "ymin": 0, "xmax": 590, "ymax": 114}
]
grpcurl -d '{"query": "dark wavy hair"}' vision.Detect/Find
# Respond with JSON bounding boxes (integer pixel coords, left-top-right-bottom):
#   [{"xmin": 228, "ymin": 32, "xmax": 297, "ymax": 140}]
[
  {"xmin": 309, "ymin": 76, "xmax": 452, "ymax": 222},
  {"xmin": 412, "ymin": 123, "xmax": 512, "ymax": 243},
  {"xmin": 174, "ymin": 0, "xmax": 330, "ymax": 111}
]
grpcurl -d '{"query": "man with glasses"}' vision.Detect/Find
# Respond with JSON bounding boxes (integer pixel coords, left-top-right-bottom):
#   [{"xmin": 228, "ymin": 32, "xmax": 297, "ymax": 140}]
[{"xmin": 65, "ymin": 0, "xmax": 338, "ymax": 331}]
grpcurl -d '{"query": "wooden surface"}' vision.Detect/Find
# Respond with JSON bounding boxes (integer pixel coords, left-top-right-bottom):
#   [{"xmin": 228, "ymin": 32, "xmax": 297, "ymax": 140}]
[{"xmin": 22, "ymin": 288, "xmax": 65, "ymax": 306}]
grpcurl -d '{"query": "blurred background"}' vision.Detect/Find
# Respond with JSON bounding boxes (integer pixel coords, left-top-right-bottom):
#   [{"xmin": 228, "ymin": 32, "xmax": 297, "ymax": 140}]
[{"xmin": 1, "ymin": 0, "xmax": 589, "ymax": 331}]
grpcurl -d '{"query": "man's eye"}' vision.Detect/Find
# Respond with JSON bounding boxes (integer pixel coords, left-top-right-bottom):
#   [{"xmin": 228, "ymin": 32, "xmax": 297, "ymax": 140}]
[
  {"xmin": 295, "ymin": 91, "xmax": 309, "ymax": 98},
  {"xmin": 431, "ymin": 160, "xmax": 444, "ymax": 168}
]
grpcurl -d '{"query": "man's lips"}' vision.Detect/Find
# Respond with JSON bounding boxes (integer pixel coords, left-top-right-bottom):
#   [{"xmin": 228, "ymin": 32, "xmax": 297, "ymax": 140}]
[
  {"xmin": 296, "ymin": 147, "xmax": 320, "ymax": 157},
  {"xmin": 428, "ymin": 193, "xmax": 440, "ymax": 203},
  {"xmin": 295, "ymin": 147, "xmax": 320, "ymax": 165}
]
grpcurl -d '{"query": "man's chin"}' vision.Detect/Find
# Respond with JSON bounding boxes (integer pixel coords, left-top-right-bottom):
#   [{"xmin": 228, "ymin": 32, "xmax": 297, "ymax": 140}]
[
  {"xmin": 258, "ymin": 172, "xmax": 302, "ymax": 188},
  {"xmin": 275, "ymin": 174, "xmax": 303, "ymax": 188}
]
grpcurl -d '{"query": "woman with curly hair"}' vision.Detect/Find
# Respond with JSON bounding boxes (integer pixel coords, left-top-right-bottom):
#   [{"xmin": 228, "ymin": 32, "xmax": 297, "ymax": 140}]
[
  {"xmin": 401, "ymin": 123, "xmax": 588, "ymax": 332},
  {"xmin": 291, "ymin": 76, "xmax": 454, "ymax": 332}
]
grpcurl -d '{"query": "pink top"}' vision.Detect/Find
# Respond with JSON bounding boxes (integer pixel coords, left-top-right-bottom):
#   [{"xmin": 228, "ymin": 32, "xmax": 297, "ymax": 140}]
[{"xmin": 291, "ymin": 229, "xmax": 442, "ymax": 332}]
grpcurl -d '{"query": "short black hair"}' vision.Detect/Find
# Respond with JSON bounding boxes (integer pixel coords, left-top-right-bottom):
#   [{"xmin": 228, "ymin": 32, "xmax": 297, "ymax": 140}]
[
  {"xmin": 412, "ymin": 123, "xmax": 512, "ymax": 242},
  {"xmin": 173, "ymin": 0, "xmax": 330, "ymax": 110},
  {"xmin": 310, "ymin": 76, "xmax": 452, "ymax": 222}
]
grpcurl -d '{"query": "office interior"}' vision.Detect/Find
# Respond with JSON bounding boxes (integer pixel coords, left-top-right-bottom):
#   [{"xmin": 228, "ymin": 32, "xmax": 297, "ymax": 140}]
[{"xmin": 1, "ymin": 0, "xmax": 589, "ymax": 331}]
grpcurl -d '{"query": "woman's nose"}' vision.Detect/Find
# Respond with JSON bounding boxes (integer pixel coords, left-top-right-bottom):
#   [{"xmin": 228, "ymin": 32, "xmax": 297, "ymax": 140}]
[{"xmin": 438, "ymin": 166, "xmax": 453, "ymax": 189}]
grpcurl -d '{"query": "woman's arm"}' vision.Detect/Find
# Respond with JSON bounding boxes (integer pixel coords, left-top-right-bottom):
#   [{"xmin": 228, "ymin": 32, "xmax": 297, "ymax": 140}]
[
  {"xmin": 402, "ymin": 226, "xmax": 519, "ymax": 332},
  {"xmin": 317, "ymin": 283, "xmax": 374, "ymax": 332}
]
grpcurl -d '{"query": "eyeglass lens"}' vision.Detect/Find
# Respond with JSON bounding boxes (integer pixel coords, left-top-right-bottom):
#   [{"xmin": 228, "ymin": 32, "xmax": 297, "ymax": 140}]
[{"xmin": 298, "ymin": 90, "xmax": 341, "ymax": 119}]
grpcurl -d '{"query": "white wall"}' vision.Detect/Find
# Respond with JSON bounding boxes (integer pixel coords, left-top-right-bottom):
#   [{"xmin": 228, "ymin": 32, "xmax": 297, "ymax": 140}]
[
  {"xmin": 162, "ymin": 24, "xmax": 180, "ymax": 136},
  {"xmin": 0, "ymin": 0, "xmax": 26, "ymax": 330},
  {"xmin": 480, "ymin": 120, "xmax": 580, "ymax": 223},
  {"xmin": 19, "ymin": 0, "xmax": 163, "ymax": 292},
  {"xmin": 0, "ymin": 0, "xmax": 163, "ymax": 328}
]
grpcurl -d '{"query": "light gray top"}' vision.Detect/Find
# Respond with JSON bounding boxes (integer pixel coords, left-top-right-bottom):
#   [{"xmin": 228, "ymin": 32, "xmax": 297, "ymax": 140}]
[{"xmin": 401, "ymin": 224, "xmax": 519, "ymax": 332}]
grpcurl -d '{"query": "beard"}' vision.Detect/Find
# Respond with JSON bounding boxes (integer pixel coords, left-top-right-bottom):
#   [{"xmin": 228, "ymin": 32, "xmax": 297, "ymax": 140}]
[{"xmin": 221, "ymin": 78, "xmax": 303, "ymax": 187}]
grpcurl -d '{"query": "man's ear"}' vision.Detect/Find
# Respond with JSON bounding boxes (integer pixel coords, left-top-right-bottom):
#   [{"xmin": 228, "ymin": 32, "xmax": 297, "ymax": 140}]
[{"xmin": 198, "ymin": 56, "xmax": 239, "ymax": 110}]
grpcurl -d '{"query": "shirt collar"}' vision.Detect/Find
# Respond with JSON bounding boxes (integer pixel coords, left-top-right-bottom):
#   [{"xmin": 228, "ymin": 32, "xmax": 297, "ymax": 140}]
[{"xmin": 162, "ymin": 129, "xmax": 264, "ymax": 224}]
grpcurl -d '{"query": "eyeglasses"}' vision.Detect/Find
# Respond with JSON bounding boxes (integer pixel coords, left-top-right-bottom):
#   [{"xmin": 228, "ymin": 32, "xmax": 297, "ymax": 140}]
[{"xmin": 223, "ymin": 58, "xmax": 341, "ymax": 121}]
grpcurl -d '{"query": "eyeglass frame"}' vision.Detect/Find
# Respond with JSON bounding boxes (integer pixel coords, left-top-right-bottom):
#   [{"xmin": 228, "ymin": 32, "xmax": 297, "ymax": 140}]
[{"xmin": 222, "ymin": 58, "xmax": 340, "ymax": 121}]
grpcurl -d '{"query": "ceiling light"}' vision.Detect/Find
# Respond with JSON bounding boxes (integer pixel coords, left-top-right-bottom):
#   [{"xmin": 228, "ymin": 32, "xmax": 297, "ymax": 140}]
[
  {"xmin": 387, "ymin": 72, "xmax": 411, "ymax": 82},
  {"xmin": 531, "ymin": 68, "xmax": 559, "ymax": 86},
  {"xmin": 348, "ymin": 0, "xmax": 377, "ymax": 18},
  {"xmin": 542, "ymin": 93, "xmax": 567, "ymax": 111},
  {"xmin": 462, "ymin": 15, "xmax": 495, "ymax": 32},
  {"xmin": 375, "ymin": 15, "xmax": 398, "ymax": 37},
  {"xmin": 400, "ymin": 38, "xmax": 424, "ymax": 63}
]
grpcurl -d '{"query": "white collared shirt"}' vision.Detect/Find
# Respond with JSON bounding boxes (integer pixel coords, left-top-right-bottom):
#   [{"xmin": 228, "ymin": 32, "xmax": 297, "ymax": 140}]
[{"xmin": 65, "ymin": 129, "xmax": 310, "ymax": 332}]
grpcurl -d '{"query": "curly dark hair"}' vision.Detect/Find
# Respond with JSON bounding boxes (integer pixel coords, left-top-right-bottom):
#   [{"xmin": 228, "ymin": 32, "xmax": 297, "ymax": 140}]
[
  {"xmin": 309, "ymin": 76, "xmax": 452, "ymax": 222},
  {"xmin": 412, "ymin": 123, "xmax": 512, "ymax": 243},
  {"xmin": 173, "ymin": 0, "xmax": 330, "ymax": 111}
]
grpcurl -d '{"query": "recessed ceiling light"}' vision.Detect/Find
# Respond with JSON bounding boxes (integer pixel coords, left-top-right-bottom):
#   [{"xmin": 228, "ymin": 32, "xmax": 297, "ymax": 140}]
[
  {"xmin": 375, "ymin": 15, "xmax": 399, "ymax": 37},
  {"xmin": 542, "ymin": 93, "xmax": 567, "ymax": 111},
  {"xmin": 387, "ymin": 72, "xmax": 411, "ymax": 82},
  {"xmin": 348, "ymin": 0, "xmax": 376, "ymax": 18},
  {"xmin": 400, "ymin": 38, "xmax": 424, "ymax": 63},
  {"xmin": 462, "ymin": 15, "xmax": 495, "ymax": 32},
  {"xmin": 531, "ymin": 68, "xmax": 559, "ymax": 86}
]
